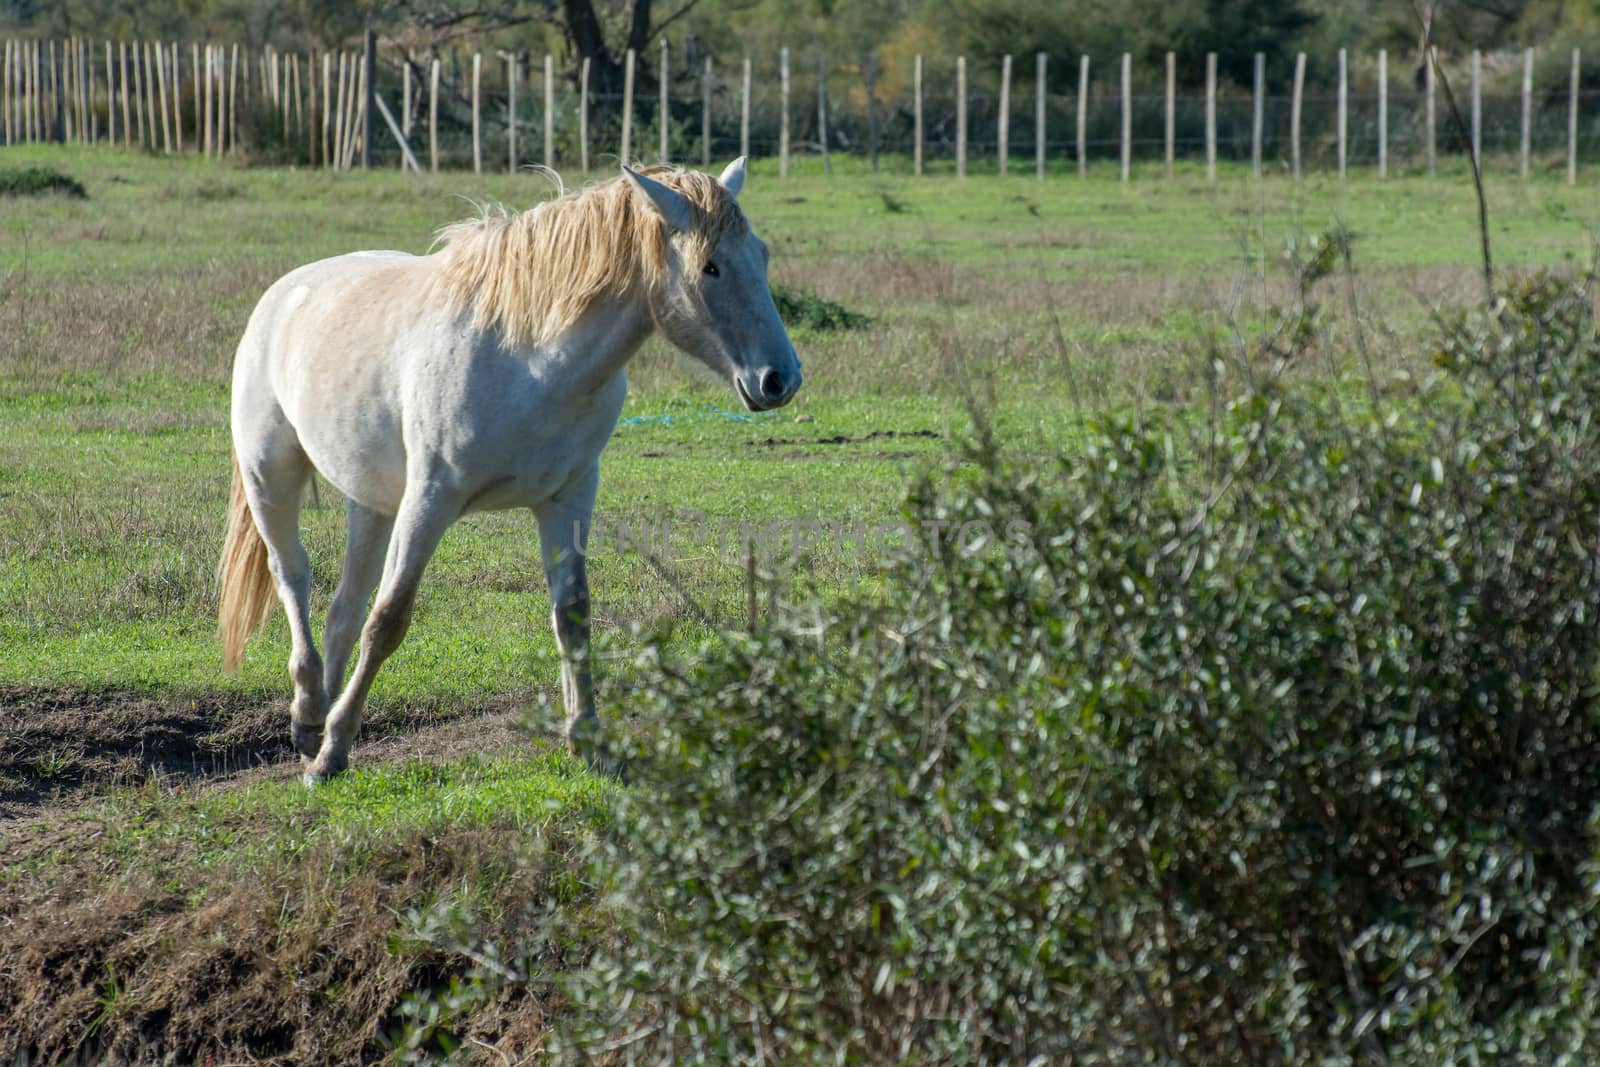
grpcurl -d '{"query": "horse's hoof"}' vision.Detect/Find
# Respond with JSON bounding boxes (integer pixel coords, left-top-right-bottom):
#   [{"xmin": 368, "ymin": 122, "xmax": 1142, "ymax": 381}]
[
  {"xmin": 301, "ymin": 753, "xmax": 347, "ymax": 786},
  {"xmin": 291, "ymin": 720, "xmax": 323, "ymax": 759}
]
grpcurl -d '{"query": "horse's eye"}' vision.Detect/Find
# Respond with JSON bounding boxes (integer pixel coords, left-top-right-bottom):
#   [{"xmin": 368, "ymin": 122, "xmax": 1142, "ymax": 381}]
[{"xmin": 703, "ymin": 261, "xmax": 720, "ymax": 277}]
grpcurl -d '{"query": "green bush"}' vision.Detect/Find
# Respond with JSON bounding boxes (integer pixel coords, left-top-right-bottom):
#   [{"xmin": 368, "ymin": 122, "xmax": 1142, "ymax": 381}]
[
  {"xmin": 0, "ymin": 167, "xmax": 87, "ymax": 199},
  {"xmin": 770, "ymin": 282, "xmax": 870, "ymax": 332},
  {"xmin": 551, "ymin": 272, "xmax": 1600, "ymax": 1063}
]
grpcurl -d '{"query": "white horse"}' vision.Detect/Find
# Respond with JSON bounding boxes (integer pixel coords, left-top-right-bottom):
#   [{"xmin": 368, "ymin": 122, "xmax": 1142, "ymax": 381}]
[{"xmin": 216, "ymin": 160, "xmax": 800, "ymax": 782}]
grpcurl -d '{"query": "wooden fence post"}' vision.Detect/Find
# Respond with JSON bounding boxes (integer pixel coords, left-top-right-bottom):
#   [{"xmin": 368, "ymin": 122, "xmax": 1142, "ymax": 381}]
[
  {"xmin": 306, "ymin": 50, "xmax": 317, "ymax": 165},
  {"xmin": 1378, "ymin": 48, "xmax": 1387, "ymax": 178},
  {"xmin": 34, "ymin": 38, "xmax": 42, "ymax": 143},
  {"xmin": 16, "ymin": 39, "xmax": 24, "ymax": 143},
  {"xmin": 1570, "ymin": 48, "xmax": 1581, "ymax": 185},
  {"xmin": 739, "ymin": 56, "xmax": 750, "ymax": 160},
  {"xmin": 1291, "ymin": 52, "xmax": 1305, "ymax": 179},
  {"xmin": 324, "ymin": 52, "xmax": 334, "ymax": 168},
  {"xmin": 702, "ymin": 55, "xmax": 713, "ymax": 167},
  {"xmin": 61, "ymin": 37, "xmax": 70, "ymax": 142},
  {"xmin": 818, "ymin": 50, "xmax": 830, "ymax": 174},
  {"xmin": 1520, "ymin": 46, "xmax": 1533, "ymax": 179},
  {"xmin": 579, "ymin": 55, "xmax": 590, "ymax": 171},
  {"xmin": 89, "ymin": 41, "xmax": 101, "ymax": 143},
  {"xmin": 659, "ymin": 38, "xmax": 669, "ymax": 162},
  {"xmin": 1251, "ymin": 51, "xmax": 1263, "ymax": 179},
  {"xmin": 60, "ymin": 37, "xmax": 72, "ymax": 142},
  {"xmin": 68, "ymin": 37, "xmax": 79, "ymax": 141},
  {"xmin": 230, "ymin": 43, "xmax": 239, "ymax": 153},
  {"xmin": 352, "ymin": 50, "xmax": 367, "ymax": 167},
  {"xmin": 429, "ymin": 56, "xmax": 438, "ymax": 172},
  {"xmin": 622, "ymin": 47, "xmax": 635, "ymax": 164},
  {"xmin": 1164, "ymin": 51, "xmax": 1175, "ymax": 178},
  {"xmin": 1120, "ymin": 52, "xmax": 1131, "ymax": 183},
  {"xmin": 544, "ymin": 53, "xmax": 554, "ymax": 168},
  {"xmin": 471, "ymin": 50, "xmax": 481, "ymax": 174},
  {"xmin": 102, "ymin": 41, "xmax": 113, "ymax": 144},
  {"xmin": 507, "ymin": 53, "xmax": 517, "ymax": 172},
  {"xmin": 998, "ymin": 54, "xmax": 1011, "ymax": 176},
  {"xmin": 154, "ymin": 41, "xmax": 170, "ymax": 152},
  {"xmin": 204, "ymin": 43, "xmax": 214, "ymax": 155},
  {"xmin": 86, "ymin": 38, "xmax": 94, "ymax": 142},
  {"xmin": 1036, "ymin": 52, "xmax": 1047, "ymax": 180},
  {"xmin": 1425, "ymin": 48, "xmax": 1436, "ymax": 176},
  {"xmin": 217, "ymin": 44, "xmax": 227, "ymax": 154},
  {"xmin": 403, "ymin": 55, "xmax": 412, "ymax": 139},
  {"xmin": 1337, "ymin": 47, "xmax": 1347, "ymax": 179},
  {"xmin": 11, "ymin": 41, "xmax": 22, "ymax": 145},
  {"xmin": 913, "ymin": 53, "xmax": 923, "ymax": 175},
  {"xmin": 956, "ymin": 55, "xmax": 967, "ymax": 178},
  {"xmin": 1471, "ymin": 49, "xmax": 1481, "ymax": 162},
  {"xmin": 1205, "ymin": 52, "xmax": 1217, "ymax": 180},
  {"xmin": 779, "ymin": 46, "xmax": 789, "ymax": 176},
  {"xmin": 119, "ymin": 41, "xmax": 129, "ymax": 147},
  {"xmin": 334, "ymin": 51, "xmax": 347, "ymax": 168},
  {"xmin": 1077, "ymin": 54, "xmax": 1088, "ymax": 177},
  {"xmin": 18, "ymin": 40, "xmax": 26, "ymax": 143}
]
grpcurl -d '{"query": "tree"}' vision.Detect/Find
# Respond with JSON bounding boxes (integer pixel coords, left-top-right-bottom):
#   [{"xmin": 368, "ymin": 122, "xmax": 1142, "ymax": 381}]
[{"xmin": 559, "ymin": 0, "xmax": 712, "ymax": 94}]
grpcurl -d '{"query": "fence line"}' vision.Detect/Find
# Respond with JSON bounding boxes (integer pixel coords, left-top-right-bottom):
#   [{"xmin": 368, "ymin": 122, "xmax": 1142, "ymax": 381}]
[{"xmin": 3, "ymin": 35, "xmax": 1597, "ymax": 184}]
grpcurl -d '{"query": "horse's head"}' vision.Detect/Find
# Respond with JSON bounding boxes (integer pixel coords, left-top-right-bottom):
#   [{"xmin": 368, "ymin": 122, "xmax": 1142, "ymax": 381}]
[{"xmin": 623, "ymin": 159, "xmax": 802, "ymax": 412}]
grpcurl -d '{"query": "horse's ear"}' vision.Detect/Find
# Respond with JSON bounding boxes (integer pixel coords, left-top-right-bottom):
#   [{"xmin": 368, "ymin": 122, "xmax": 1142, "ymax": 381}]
[
  {"xmin": 622, "ymin": 165, "xmax": 695, "ymax": 233},
  {"xmin": 718, "ymin": 156, "xmax": 747, "ymax": 200}
]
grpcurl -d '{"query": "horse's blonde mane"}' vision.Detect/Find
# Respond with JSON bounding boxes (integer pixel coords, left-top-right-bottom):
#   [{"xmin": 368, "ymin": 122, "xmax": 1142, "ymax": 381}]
[{"xmin": 433, "ymin": 166, "xmax": 747, "ymax": 347}]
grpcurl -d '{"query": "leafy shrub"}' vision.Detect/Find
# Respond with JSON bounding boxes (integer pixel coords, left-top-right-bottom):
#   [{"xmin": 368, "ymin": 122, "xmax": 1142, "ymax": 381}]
[
  {"xmin": 770, "ymin": 282, "xmax": 870, "ymax": 332},
  {"xmin": 0, "ymin": 167, "xmax": 87, "ymax": 199},
  {"xmin": 553, "ymin": 272, "xmax": 1600, "ymax": 1063}
]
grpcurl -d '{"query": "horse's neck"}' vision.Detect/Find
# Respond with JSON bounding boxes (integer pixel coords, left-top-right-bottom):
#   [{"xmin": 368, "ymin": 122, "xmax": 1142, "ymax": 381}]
[{"xmin": 538, "ymin": 295, "xmax": 654, "ymax": 391}]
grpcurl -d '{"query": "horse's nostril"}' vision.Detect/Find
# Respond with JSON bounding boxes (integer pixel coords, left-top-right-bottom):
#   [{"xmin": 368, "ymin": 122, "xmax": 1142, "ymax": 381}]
[{"xmin": 758, "ymin": 368, "xmax": 785, "ymax": 401}]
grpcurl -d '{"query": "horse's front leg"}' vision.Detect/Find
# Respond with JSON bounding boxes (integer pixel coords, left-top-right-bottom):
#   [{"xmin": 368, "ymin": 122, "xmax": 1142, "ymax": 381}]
[
  {"xmin": 304, "ymin": 483, "xmax": 459, "ymax": 784},
  {"xmin": 535, "ymin": 468, "xmax": 601, "ymax": 764}
]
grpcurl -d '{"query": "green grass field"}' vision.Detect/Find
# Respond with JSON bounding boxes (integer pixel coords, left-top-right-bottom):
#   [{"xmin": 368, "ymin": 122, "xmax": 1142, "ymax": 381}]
[{"xmin": 2, "ymin": 143, "xmax": 1598, "ymax": 1058}]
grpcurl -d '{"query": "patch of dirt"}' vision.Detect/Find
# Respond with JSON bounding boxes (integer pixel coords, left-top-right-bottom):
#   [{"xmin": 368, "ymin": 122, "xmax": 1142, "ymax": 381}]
[
  {"xmin": 753, "ymin": 428, "xmax": 942, "ymax": 448},
  {"xmin": 0, "ymin": 686, "xmax": 540, "ymax": 825},
  {"xmin": 0, "ymin": 687, "xmax": 284, "ymax": 822}
]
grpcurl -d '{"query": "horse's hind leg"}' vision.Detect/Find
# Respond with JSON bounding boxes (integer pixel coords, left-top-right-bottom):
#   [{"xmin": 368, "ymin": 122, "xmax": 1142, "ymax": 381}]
[
  {"xmin": 320, "ymin": 499, "xmax": 395, "ymax": 704},
  {"xmin": 237, "ymin": 438, "xmax": 328, "ymax": 754}
]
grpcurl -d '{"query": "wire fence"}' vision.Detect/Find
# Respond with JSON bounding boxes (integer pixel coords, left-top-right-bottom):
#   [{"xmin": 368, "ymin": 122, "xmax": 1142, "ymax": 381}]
[{"xmin": 6, "ymin": 35, "xmax": 1600, "ymax": 181}]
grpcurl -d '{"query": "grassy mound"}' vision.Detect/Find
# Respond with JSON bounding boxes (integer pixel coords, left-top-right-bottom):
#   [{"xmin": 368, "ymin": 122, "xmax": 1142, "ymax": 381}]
[{"xmin": 0, "ymin": 167, "xmax": 87, "ymax": 199}]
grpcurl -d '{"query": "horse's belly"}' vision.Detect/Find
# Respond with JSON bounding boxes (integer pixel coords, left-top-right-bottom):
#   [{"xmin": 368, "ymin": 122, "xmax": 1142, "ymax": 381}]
[
  {"xmin": 460, "ymin": 442, "xmax": 597, "ymax": 514},
  {"xmin": 301, "ymin": 426, "xmax": 409, "ymax": 513}
]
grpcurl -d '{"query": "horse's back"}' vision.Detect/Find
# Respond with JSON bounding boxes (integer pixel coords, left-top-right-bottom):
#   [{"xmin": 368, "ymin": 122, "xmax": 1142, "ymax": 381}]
[{"xmin": 233, "ymin": 250, "xmax": 436, "ymax": 510}]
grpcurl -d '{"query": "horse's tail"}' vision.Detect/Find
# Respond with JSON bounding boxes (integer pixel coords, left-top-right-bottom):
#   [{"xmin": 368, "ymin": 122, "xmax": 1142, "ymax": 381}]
[{"xmin": 217, "ymin": 451, "xmax": 276, "ymax": 673}]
